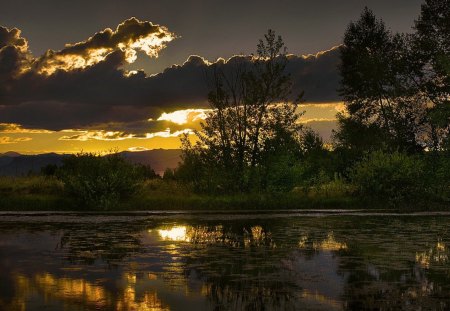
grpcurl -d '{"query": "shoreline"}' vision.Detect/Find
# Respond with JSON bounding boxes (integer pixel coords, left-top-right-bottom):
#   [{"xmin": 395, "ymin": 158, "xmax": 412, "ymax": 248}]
[{"xmin": 0, "ymin": 207, "xmax": 449, "ymax": 215}]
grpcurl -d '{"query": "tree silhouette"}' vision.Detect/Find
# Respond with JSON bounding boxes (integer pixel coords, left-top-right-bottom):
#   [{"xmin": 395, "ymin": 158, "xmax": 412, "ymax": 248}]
[
  {"xmin": 413, "ymin": 0, "xmax": 450, "ymax": 150},
  {"xmin": 180, "ymin": 30, "xmax": 303, "ymax": 192},
  {"xmin": 337, "ymin": 7, "xmax": 427, "ymax": 153}
]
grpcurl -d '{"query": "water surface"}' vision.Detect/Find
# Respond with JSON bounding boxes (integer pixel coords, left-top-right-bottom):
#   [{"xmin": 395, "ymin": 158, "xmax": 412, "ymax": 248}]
[{"xmin": 0, "ymin": 211, "xmax": 449, "ymax": 310}]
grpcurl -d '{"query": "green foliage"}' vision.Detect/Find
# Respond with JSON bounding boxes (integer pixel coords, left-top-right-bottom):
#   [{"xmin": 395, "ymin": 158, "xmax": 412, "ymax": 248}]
[
  {"xmin": 259, "ymin": 155, "xmax": 302, "ymax": 193},
  {"xmin": 422, "ymin": 152, "xmax": 450, "ymax": 201},
  {"xmin": 0, "ymin": 175, "xmax": 63, "ymax": 195},
  {"xmin": 162, "ymin": 168, "xmax": 175, "ymax": 180},
  {"xmin": 350, "ymin": 150, "xmax": 425, "ymax": 205},
  {"xmin": 299, "ymin": 175, "xmax": 355, "ymax": 199},
  {"xmin": 57, "ymin": 152, "xmax": 147, "ymax": 209}
]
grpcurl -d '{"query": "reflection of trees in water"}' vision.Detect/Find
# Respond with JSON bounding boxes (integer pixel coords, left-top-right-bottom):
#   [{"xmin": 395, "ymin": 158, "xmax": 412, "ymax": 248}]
[
  {"xmin": 0, "ymin": 220, "xmax": 148, "ymax": 266},
  {"xmin": 56, "ymin": 222, "xmax": 145, "ymax": 265},
  {"xmin": 3, "ymin": 217, "xmax": 450, "ymax": 310},
  {"xmin": 339, "ymin": 240, "xmax": 450, "ymax": 310},
  {"xmin": 165, "ymin": 224, "xmax": 303, "ymax": 310},
  {"xmin": 204, "ymin": 280, "xmax": 297, "ymax": 311},
  {"xmin": 152, "ymin": 222, "xmax": 356, "ymax": 310}
]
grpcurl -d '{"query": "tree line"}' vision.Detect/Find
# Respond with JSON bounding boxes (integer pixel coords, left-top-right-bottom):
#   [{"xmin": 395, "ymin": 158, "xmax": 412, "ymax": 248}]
[{"xmin": 172, "ymin": 0, "xmax": 449, "ymax": 205}]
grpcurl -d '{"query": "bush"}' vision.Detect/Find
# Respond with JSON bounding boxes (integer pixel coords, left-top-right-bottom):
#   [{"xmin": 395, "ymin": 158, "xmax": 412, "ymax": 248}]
[
  {"xmin": 263, "ymin": 158, "xmax": 302, "ymax": 193},
  {"xmin": 350, "ymin": 150, "xmax": 425, "ymax": 206},
  {"xmin": 57, "ymin": 152, "xmax": 146, "ymax": 209},
  {"xmin": 423, "ymin": 152, "xmax": 450, "ymax": 201}
]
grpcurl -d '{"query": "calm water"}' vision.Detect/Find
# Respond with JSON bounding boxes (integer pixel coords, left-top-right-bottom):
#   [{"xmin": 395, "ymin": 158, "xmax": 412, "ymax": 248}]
[{"xmin": 0, "ymin": 211, "xmax": 450, "ymax": 310}]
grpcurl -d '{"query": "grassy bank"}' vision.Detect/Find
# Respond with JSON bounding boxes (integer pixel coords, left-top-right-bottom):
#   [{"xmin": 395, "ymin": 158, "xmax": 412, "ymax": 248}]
[{"xmin": 0, "ymin": 176, "xmax": 447, "ymax": 212}]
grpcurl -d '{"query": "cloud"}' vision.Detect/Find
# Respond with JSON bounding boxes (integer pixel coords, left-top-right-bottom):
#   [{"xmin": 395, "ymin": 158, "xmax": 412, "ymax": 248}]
[
  {"xmin": 0, "ymin": 136, "xmax": 32, "ymax": 144},
  {"xmin": 0, "ymin": 26, "xmax": 32, "ymax": 95},
  {"xmin": 157, "ymin": 108, "xmax": 210, "ymax": 125},
  {"xmin": 128, "ymin": 146, "xmax": 149, "ymax": 152},
  {"xmin": 0, "ymin": 26, "xmax": 28, "ymax": 52},
  {"xmin": 0, "ymin": 21, "xmax": 342, "ymax": 132},
  {"xmin": 58, "ymin": 130, "xmax": 134, "ymax": 141},
  {"xmin": 58, "ymin": 127, "xmax": 192, "ymax": 141},
  {"xmin": 33, "ymin": 18, "xmax": 175, "ymax": 75},
  {"xmin": 299, "ymin": 117, "xmax": 337, "ymax": 124},
  {"xmin": 0, "ymin": 123, "xmax": 53, "ymax": 133}
]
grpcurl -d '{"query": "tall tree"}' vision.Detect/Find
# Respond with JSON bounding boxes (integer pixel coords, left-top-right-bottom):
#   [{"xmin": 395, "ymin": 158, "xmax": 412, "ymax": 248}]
[
  {"xmin": 337, "ymin": 8, "xmax": 427, "ymax": 153},
  {"xmin": 413, "ymin": 0, "xmax": 450, "ymax": 150},
  {"xmin": 180, "ymin": 30, "xmax": 303, "ymax": 192}
]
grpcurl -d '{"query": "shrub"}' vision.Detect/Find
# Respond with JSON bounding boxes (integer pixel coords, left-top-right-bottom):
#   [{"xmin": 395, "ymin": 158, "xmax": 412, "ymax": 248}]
[
  {"xmin": 57, "ymin": 152, "xmax": 146, "ymax": 209},
  {"xmin": 423, "ymin": 152, "xmax": 450, "ymax": 201},
  {"xmin": 350, "ymin": 150, "xmax": 425, "ymax": 206},
  {"xmin": 263, "ymin": 159, "xmax": 303, "ymax": 193}
]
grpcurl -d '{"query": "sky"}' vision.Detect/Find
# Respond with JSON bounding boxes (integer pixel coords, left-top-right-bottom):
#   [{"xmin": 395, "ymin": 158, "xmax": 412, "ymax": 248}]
[{"xmin": 0, "ymin": 0, "xmax": 424, "ymax": 154}]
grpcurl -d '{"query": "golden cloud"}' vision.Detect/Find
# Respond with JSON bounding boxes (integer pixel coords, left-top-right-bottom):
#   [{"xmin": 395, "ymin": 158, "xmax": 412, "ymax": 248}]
[
  {"xmin": 35, "ymin": 17, "xmax": 176, "ymax": 75},
  {"xmin": 0, "ymin": 136, "xmax": 32, "ymax": 144},
  {"xmin": 0, "ymin": 123, "xmax": 54, "ymax": 134},
  {"xmin": 156, "ymin": 108, "xmax": 210, "ymax": 125},
  {"xmin": 59, "ymin": 130, "xmax": 133, "ymax": 141},
  {"xmin": 298, "ymin": 118, "xmax": 337, "ymax": 124},
  {"xmin": 294, "ymin": 45, "xmax": 343, "ymax": 60},
  {"xmin": 59, "ymin": 128, "xmax": 193, "ymax": 141},
  {"xmin": 127, "ymin": 146, "xmax": 149, "ymax": 152},
  {"xmin": 298, "ymin": 102, "xmax": 346, "ymax": 112},
  {"xmin": 144, "ymin": 128, "xmax": 193, "ymax": 139}
]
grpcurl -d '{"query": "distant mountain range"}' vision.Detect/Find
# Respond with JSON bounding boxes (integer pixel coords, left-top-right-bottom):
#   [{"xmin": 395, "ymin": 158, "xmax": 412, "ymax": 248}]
[{"xmin": 0, "ymin": 149, "xmax": 182, "ymax": 176}]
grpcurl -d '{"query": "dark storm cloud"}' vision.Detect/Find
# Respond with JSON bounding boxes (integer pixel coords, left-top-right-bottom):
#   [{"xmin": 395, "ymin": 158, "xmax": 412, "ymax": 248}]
[
  {"xmin": 0, "ymin": 22, "xmax": 341, "ymax": 132},
  {"xmin": 287, "ymin": 48, "xmax": 342, "ymax": 102},
  {"xmin": 0, "ymin": 27, "xmax": 28, "ymax": 50},
  {"xmin": 0, "ymin": 0, "xmax": 423, "ymax": 75},
  {"xmin": 0, "ymin": 26, "xmax": 32, "ymax": 95}
]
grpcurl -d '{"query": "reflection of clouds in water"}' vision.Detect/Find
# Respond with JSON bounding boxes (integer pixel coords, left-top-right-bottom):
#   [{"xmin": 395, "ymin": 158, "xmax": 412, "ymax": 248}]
[
  {"xmin": 155, "ymin": 226, "xmax": 188, "ymax": 241},
  {"xmin": 4, "ymin": 272, "xmax": 169, "ymax": 311},
  {"xmin": 2, "ymin": 217, "xmax": 450, "ymax": 310},
  {"xmin": 118, "ymin": 285, "xmax": 168, "ymax": 311},
  {"xmin": 151, "ymin": 224, "xmax": 275, "ymax": 248},
  {"xmin": 280, "ymin": 250, "xmax": 345, "ymax": 310}
]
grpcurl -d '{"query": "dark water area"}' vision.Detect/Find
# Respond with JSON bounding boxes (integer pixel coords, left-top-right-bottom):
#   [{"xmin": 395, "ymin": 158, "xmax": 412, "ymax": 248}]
[{"xmin": 0, "ymin": 211, "xmax": 449, "ymax": 310}]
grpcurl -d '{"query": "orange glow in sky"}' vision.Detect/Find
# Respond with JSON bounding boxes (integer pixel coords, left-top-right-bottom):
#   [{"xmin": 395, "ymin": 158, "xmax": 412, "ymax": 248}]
[{"xmin": 0, "ymin": 103, "xmax": 343, "ymax": 154}]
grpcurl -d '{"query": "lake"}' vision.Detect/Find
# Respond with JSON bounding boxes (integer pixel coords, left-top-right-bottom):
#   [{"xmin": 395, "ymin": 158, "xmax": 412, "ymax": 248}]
[{"xmin": 0, "ymin": 211, "xmax": 449, "ymax": 310}]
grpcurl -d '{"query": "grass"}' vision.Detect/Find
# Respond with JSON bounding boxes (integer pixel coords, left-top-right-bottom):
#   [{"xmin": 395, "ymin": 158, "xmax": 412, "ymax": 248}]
[
  {"xmin": 0, "ymin": 176, "xmax": 447, "ymax": 212},
  {"xmin": 0, "ymin": 176, "xmax": 75, "ymax": 211}
]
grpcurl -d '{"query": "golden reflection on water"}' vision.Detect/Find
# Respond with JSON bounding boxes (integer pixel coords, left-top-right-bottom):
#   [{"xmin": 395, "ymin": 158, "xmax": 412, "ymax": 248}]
[
  {"xmin": 300, "ymin": 289, "xmax": 342, "ymax": 310},
  {"xmin": 152, "ymin": 224, "xmax": 275, "ymax": 248},
  {"xmin": 298, "ymin": 232, "xmax": 347, "ymax": 251},
  {"xmin": 157, "ymin": 226, "xmax": 188, "ymax": 241},
  {"xmin": 117, "ymin": 285, "xmax": 168, "ymax": 311},
  {"xmin": 4, "ymin": 272, "xmax": 169, "ymax": 311},
  {"xmin": 416, "ymin": 241, "xmax": 449, "ymax": 268},
  {"xmin": 34, "ymin": 273, "xmax": 107, "ymax": 308},
  {"xmin": 154, "ymin": 225, "xmax": 224, "ymax": 243}
]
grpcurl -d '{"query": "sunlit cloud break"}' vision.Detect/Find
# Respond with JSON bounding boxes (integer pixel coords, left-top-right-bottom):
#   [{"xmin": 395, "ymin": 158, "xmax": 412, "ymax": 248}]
[
  {"xmin": 157, "ymin": 109, "xmax": 211, "ymax": 125},
  {"xmin": 0, "ymin": 136, "xmax": 32, "ymax": 144},
  {"xmin": 34, "ymin": 17, "xmax": 176, "ymax": 75},
  {"xmin": 0, "ymin": 123, "xmax": 54, "ymax": 134},
  {"xmin": 58, "ymin": 128, "xmax": 192, "ymax": 141}
]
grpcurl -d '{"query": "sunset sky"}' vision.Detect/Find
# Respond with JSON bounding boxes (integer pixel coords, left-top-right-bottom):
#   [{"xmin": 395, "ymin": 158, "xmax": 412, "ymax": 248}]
[{"xmin": 0, "ymin": 0, "xmax": 423, "ymax": 154}]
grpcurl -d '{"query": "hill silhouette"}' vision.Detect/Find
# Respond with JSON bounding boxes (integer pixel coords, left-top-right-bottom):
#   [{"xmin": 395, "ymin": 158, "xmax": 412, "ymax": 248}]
[{"xmin": 0, "ymin": 149, "xmax": 181, "ymax": 176}]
